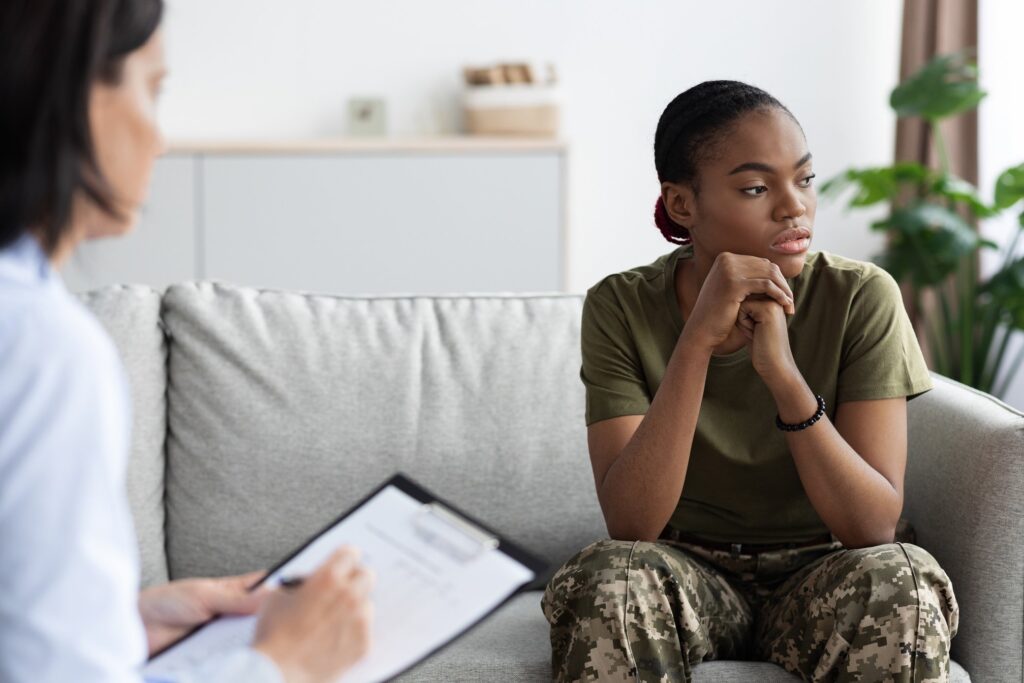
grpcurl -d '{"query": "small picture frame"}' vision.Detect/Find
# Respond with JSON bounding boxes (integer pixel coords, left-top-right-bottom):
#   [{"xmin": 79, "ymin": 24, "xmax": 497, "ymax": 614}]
[{"xmin": 348, "ymin": 97, "xmax": 388, "ymax": 136}]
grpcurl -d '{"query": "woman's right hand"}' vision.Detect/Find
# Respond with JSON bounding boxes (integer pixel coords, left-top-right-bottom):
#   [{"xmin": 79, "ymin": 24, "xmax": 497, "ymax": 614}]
[
  {"xmin": 252, "ymin": 547, "xmax": 374, "ymax": 683},
  {"xmin": 683, "ymin": 252, "xmax": 794, "ymax": 352}
]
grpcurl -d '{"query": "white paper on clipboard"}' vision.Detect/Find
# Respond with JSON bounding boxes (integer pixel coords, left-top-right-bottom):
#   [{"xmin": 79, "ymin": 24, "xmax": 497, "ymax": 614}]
[{"xmin": 143, "ymin": 480, "xmax": 537, "ymax": 683}]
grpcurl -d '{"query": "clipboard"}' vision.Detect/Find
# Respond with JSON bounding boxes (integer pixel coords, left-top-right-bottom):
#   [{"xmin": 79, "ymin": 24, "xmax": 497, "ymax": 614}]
[{"xmin": 145, "ymin": 473, "xmax": 547, "ymax": 682}]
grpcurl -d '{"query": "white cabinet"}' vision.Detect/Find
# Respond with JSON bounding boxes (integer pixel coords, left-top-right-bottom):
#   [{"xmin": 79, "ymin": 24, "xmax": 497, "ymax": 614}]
[{"xmin": 63, "ymin": 138, "xmax": 566, "ymax": 295}]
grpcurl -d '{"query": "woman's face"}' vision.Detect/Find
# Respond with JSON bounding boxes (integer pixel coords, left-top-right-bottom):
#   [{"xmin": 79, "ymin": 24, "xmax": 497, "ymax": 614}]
[
  {"xmin": 79, "ymin": 29, "xmax": 167, "ymax": 240},
  {"xmin": 672, "ymin": 108, "xmax": 817, "ymax": 279}
]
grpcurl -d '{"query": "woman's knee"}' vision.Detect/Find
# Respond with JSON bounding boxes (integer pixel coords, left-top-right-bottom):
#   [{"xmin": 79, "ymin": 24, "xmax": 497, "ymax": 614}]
[
  {"xmin": 896, "ymin": 543, "xmax": 955, "ymax": 588},
  {"xmin": 841, "ymin": 543, "xmax": 948, "ymax": 585},
  {"xmin": 542, "ymin": 540, "xmax": 697, "ymax": 617},
  {"xmin": 542, "ymin": 540, "xmax": 636, "ymax": 619},
  {"xmin": 550, "ymin": 539, "xmax": 636, "ymax": 584},
  {"xmin": 896, "ymin": 543, "xmax": 959, "ymax": 633},
  {"xmin": 832, "ymin": 543, "xmax": 956, "ymax": 625}
]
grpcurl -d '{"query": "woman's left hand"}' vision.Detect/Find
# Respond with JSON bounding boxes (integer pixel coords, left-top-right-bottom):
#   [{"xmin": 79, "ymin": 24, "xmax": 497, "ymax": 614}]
[
  {"xmin": 138, "ymin": 571, "xmax": 267, "ymax": 655},
  {"xmin": 736, "ymin": 296, "xmax": 799, "ymax": 390}
]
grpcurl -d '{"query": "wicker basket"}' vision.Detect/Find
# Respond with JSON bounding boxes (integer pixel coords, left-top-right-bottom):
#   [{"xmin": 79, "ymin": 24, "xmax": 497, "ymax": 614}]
[{"xmin": 463, "ymin": 84, "xmax": 560, "ymax": 137}]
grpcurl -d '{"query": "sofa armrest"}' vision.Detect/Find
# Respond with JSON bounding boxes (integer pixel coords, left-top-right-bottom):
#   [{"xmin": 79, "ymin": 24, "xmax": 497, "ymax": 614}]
[{"xmin": 904, "ymin": 373, "xmax": 1024, "ymax": 682}]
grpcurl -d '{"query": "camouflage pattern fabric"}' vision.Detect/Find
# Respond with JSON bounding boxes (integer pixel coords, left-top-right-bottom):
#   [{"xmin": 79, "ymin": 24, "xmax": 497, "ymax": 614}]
[{"xmin": 541, "ymin": 537, "xmax": 958, "ymax": 682}]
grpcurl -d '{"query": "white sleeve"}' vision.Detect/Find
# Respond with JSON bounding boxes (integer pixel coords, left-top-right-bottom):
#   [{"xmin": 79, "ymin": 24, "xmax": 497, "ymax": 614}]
[
  {"xmin": 145, "ymin": 648, "xmax": 284, "ymax": 683},
  {"xmin": 0, "ymin": 301, "xmax": 285, "ymax": 683},
  {"xmin": 0, "ymin": 332, "xmax": 147, "ymax": 683}
]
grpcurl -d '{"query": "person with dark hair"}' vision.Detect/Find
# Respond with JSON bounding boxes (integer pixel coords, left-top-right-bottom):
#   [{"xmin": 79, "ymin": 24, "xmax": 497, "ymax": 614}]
[
  {"xmin": 542, "ymin": 81, "xmax": 960, "ymax": 681},
  {"xmin": 0, "ymin": 1, "xmax": 373, "ymax": 682}
]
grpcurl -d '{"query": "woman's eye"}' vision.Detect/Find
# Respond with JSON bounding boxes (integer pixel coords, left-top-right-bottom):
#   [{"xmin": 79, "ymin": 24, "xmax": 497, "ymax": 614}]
[
  {"xmin": 741, "ymin": 185, "xmax": 768, "ymax": 196},
  {"xmin": 799, "ymin": 173, "xmax": 817, "ymax": 188}
]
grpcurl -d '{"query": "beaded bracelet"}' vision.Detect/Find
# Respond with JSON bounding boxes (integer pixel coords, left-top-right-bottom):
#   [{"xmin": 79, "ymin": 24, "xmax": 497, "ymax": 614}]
[{"xmin": 776, "ymin": 394, "xmax": 826, "ymax": 432}]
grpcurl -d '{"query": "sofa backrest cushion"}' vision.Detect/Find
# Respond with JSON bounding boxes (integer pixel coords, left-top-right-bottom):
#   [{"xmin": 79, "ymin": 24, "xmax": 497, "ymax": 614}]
[
  {"xmin": 161, "ymin": 283, "xmax": 605, "ymax": 581},
  {"xmin": 80, "ymin": 286, "xmax": 168, "ymax": 587}
]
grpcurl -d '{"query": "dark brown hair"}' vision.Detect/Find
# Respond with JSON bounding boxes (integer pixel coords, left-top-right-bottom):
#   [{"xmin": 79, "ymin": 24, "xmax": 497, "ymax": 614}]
[{"xmin": 0, "ymin": 0, "xmax": 164, "ymax": 254}]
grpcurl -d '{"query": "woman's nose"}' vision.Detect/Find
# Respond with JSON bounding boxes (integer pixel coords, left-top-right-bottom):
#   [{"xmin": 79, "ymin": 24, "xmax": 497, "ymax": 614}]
[{"xmin": 773, "ymin": 188, "xmax": 807, "ymax": 222}]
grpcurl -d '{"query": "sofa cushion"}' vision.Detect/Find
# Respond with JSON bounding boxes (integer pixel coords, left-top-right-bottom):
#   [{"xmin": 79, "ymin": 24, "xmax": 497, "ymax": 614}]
[
  {"xmin": 395, "ymin": 591, "xmax": 971, "ymax": 681},
  {"xmin": 79, "ymin": 285, "xmax": 168, "ymax": 587},
  {"xmin": 161, "ymin": 283, "xmax": 606, "ymax": 581}
]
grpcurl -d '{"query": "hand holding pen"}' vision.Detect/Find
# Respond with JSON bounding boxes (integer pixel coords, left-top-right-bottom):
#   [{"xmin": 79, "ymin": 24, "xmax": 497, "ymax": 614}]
[{"xmin": 253, "ymin": 546, "xmax": 375, "ymax": 683}]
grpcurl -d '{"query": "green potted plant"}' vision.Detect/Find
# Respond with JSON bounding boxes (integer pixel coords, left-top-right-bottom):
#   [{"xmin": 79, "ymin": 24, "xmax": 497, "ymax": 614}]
[{"xmin": 823, "ymin": 52, "xmax": 1024, "ymax": 398}]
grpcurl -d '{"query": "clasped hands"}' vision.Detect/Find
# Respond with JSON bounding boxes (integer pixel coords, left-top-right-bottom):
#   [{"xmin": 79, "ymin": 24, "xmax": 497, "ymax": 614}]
[{"xmin": 683, "ymin": 252, "xmax": 801, "ymax": 390}]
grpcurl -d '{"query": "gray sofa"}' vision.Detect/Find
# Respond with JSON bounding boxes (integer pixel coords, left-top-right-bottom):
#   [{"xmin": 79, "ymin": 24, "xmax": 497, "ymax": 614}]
[{"xmin": 82, "ymin": 282, "xmax": 1023, "ymax": 682}]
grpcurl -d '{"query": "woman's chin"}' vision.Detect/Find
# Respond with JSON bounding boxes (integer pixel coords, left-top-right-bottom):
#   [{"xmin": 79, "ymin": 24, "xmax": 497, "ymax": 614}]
[
  {"xmin": 86, "ymin": 211, "xmax": 139, "ymax": 240},
  {"xmin": 773, "ymin": 254, "xmax": 807, "ymax": 279}
]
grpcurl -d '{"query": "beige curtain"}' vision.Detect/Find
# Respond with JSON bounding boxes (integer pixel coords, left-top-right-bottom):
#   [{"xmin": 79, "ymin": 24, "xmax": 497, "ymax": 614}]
[
  {"xmin": 895, "ymin": 0, "xmax": 979, "ymax": 336},
  {"xmin": 895, "ymin": 0, "xmax": 978, "ymax": 183}
]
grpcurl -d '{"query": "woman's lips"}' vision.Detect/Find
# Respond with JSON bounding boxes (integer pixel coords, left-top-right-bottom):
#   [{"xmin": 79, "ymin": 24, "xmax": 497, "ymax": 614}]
[
  {"xmin": 769, "ymin": 237, "xmax": 811, "ymax": 255},
  {"xmin": 770, "ymin": 227, "xmax": 812, "ymax": 255}
]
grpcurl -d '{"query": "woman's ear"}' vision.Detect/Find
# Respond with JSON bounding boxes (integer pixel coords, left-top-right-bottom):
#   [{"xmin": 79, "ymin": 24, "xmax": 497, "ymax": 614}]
[{"xmin": 661, "ymin": 182, "xmax": 696, "ymax": 229}]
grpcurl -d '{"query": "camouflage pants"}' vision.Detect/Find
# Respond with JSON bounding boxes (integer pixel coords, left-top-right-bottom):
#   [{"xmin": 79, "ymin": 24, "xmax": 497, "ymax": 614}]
[{"xmin": 541, "ymin": 537, "xmax": 959, "ymax": 682}]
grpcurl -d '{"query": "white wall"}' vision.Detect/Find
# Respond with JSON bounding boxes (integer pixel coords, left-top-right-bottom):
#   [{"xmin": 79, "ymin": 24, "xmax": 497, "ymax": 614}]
[
  {"xmin": 980, "ymin": 0, "xmax": 1024, "ymax": 409},
  {"xmin": 159, "ymin": 0, "xmax": 903, "ymax": 293}
]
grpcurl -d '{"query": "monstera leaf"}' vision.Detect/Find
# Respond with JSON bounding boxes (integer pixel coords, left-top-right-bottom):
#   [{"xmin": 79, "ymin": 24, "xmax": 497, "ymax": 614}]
[
  {"xmin": 890, "ymin": 52, "xmax": 987, "ymax": 121},
  {"xmin": 822, "ymin": 164, "xmax": 993, "ymax": 218},
  {"xmin": 870, "ymin": 203, "xmax": 989, "ymax": 287},
  {"xmin": 930, "ymin": 174, "xmax": 996, "ymax": 218},
  {"xmin": 820, "ymin": 163, "xmax": 928, "ymax": 206},
  {"xmin": 994, "ymin": 163, "xmax": 1024, "ymax": 209}
]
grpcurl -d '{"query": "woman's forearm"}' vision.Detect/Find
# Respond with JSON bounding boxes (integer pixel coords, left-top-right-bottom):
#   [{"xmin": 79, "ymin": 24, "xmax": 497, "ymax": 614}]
[
  {"xmin": 769, "ymin": 375, "xmax": 901, "ymax": 547},
  {"xmin": 598, "ymin": 332, "xmax": 712, "ymax": 541}
]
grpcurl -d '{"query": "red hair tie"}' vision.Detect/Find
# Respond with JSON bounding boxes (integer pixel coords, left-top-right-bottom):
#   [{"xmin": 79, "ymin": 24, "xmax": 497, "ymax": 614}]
[{"xmin": 653, "ymin": 197, "xmax": 692, "ymax": 246}]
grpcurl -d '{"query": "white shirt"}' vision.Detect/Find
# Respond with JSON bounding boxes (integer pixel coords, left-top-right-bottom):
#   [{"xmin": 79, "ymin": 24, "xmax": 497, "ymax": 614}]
[{"xmin": 0, "ymin": 235, "xmax": 281, "ymax": 683}]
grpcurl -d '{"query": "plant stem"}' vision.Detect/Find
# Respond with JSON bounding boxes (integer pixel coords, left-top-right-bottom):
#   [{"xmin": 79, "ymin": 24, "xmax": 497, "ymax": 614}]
[
  {"xmin": 906, "ymin": 229, "xmax": 958, "ymax": 377},
  {"xmin": 935, "ymin": 276, "xmax": 958, "ymax": 378},
  {"xmin": 982, "ymin": 214, "xmax": 1024, "ymax": 390},
  {"xmin": 928, "ymin": 279, "xmax": 959, "ymax": 379},
  {"xmin": 928, "ymin": 305, "xmax": 952, "ymax": 375},
  {"xmin": 994, "ymin": 334, "xmax": 1024, "ymax": 398},
  {"xmin": 988, "ymin": 322, "xmax": 1016, "ymax": 390},
  {"xmin": 932, "ymin": 118, "xmax": 951, "ymax": 175},
  {"xmin": 976, "ymin": 304, "xmax": 1003, "ymax": 391},
  {"xmin": 916, "ymin": 292, "xmax": 950, "ymax": 375},
  {"xmin": 960, "ymin": 252, "xmax": 975, "ymax": 384},
  {"xmin": 1001, "ymin": 219, "xmax": 1022, "ymax": 272}
]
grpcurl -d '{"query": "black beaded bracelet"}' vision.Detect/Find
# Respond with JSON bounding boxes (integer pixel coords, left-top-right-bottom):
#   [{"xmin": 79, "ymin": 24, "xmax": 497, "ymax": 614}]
[{"xmin": 776, "ymin": 394, "xmax": 826, "ymax": 432}]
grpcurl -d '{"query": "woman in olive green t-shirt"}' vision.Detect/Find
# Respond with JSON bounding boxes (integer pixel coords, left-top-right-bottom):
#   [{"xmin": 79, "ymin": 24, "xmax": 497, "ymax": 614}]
[{"xmin": 541, "ymin": 81, "xmax": 959, "ymax": 682}]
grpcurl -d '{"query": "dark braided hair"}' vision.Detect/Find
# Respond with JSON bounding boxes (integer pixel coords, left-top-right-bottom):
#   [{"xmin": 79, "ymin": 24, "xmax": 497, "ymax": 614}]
[{"xmin": 653, "ymin": 81, "xmax": 796, "ymax": 245}]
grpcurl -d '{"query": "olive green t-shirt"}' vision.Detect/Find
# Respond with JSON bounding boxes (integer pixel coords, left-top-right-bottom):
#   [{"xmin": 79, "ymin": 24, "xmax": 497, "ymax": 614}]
[{"xmin": 581, "ymin": 247, "xmax": 932, "ymax": 544}]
